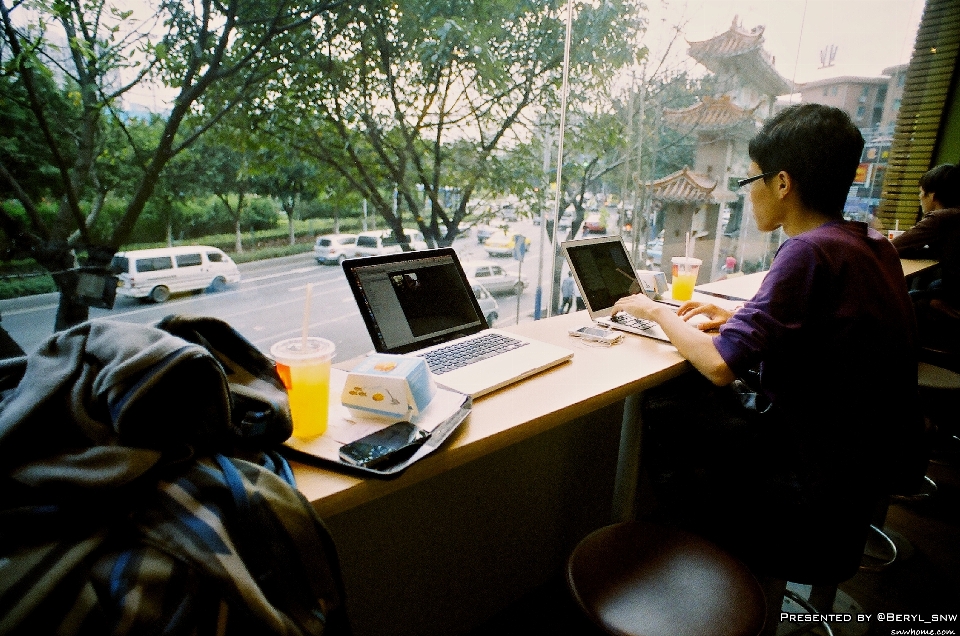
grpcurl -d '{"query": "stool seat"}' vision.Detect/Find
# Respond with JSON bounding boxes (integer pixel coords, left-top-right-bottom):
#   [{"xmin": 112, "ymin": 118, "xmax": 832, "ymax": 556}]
[
  {"xmin": 566, "ymin": 521, "xmax": 766, "ymax": 636},
  {"xmin": 918, "ymin": 361, "xmax": 960, "ymax": 390}
]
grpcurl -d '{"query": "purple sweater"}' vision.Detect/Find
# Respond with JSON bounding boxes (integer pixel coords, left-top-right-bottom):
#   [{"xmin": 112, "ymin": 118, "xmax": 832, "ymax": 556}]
[{"xmin": 713, "ymin": 221, "xmax": 918, "ymax": 463}]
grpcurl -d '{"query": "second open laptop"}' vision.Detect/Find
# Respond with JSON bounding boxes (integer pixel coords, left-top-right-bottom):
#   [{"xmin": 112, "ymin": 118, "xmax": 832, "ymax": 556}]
[
  {"xmin": 561, "ymin": 235, "xmax": 673, "ymax": 342},
  {"xmin": 342, "ymin": 248, "xmax": 573, "ymax": 398}
]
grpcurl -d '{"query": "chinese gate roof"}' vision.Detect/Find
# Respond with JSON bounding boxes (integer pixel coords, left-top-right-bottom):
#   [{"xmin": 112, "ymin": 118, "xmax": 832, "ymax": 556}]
[
  {"xmin": 643, "ymin": 167, "xmax": 734, "ymax": 204},
  {"xmin": 686, "ymin": 17, "xmax": 792, "ymax": 96},
  {"xmin": 663, "ymin": 95, "xmax": 760, "ymax": 134}
]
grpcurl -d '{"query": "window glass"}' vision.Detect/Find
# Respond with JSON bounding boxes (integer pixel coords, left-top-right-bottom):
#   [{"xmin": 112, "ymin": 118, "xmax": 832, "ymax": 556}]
[
  {"xmin": 318, "ymin": 238, "xmax": 332, "ymax": 247},
  {"xmin": 206, "ymin": 251, "xmax": 224, "ymax": 263},
  {"xmin": 492, "ymin": 267, "xmax": 505, "ymax": 276},
  {"xmin": 176, "ymin": 254, "xmax": 203, "ymax": 267},
  {"xmin": 357, "ymin": 236, "xmax": 379, "ymax": 248},
  {"xmin": 136, "ymin": 257, "xmax": 173, "ymax": 273},
  {"xmin": 110, "ymin": 256, "xmax": 129, "ymax": 274},
  {"xmin": 475, "ymin": 267, "xmax": 490, "ymax": 278}
]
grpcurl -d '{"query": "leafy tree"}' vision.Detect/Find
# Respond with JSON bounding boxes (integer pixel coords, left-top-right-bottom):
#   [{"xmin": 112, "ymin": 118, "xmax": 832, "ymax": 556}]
[
  {"xmin": 0, "ymin": 0, "xmax": 344, "ymax": 329},
  {"xmin": 192, "ymin": 138, "xmax": 257, "ymax": 252},
  {"xmin": 252, "ymin": 145, "xmax": 318, "ymax": 245},
  {"xmin": 265, "ymin": 0, "xmax": 646, "ymax": 248}
]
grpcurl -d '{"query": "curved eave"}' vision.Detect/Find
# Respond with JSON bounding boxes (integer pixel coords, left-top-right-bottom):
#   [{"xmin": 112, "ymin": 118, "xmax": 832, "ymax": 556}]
[
  {"xmin": 663, "ymin": 97, "xmax": 761, "ymax": 135},
  {"xmin": 686, "ymin": 22, "xmax": 792, "ymax": 96},
  {"xmin": 644, "ymin": 168, "xmax": 722, "ymax": 204},
  {"xmin": 687, "ymin": 23, "xmax": 766, "ymax": 61}
]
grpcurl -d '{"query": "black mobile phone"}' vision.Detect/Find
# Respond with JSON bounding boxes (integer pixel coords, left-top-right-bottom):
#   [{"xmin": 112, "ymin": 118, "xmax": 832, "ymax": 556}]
[{"xmin": 338, "ymin": 421, "xmax": 432, "ymax": 468}]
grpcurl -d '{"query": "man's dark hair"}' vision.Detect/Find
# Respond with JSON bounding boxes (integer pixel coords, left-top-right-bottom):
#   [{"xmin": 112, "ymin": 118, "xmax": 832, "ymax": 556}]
[
  {"xmin": 748, "ymin": 104, "xmax": 864, "ymax": 218},
  {"xmin": 919, "ymin": 164, "xmax": 960, "ymax": 208}
]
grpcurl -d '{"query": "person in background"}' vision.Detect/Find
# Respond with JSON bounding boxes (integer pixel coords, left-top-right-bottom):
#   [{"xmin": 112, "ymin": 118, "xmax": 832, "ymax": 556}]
[
  {"xmin": 611, "ymin": 104, "xmax": 922, "ymax": 633},
  {"xmin": 891, "ymin": 164, "xmax": 960, "ymax": 351},
  {"xmin": 560, "ymin": 270, "xmax": 576, "ymax": 314}
]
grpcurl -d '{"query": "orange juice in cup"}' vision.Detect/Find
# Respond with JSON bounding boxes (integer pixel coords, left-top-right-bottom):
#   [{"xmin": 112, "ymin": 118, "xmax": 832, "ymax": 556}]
[
  {"xmin": 670, "ymin": 257, "xmax": 702, "ymax": 301},
  {"xmin": 271, "ymin": 337, "xmax": 335, "ymax": 438}
]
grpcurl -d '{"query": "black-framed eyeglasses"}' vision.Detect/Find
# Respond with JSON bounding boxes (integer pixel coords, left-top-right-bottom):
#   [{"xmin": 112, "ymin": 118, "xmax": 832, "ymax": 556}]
[{"xmin": 737, "ymin": 171, "xmax": 778, "ymax": 188}]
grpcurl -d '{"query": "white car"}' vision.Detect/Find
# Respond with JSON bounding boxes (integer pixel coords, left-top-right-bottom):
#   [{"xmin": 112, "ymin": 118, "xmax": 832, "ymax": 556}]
[
  {"xmin": 111, "ymin": 245, "xmax": 240, "ymax": 303},
  {"xmin": 351, "ymin": 229, "xmax": 428, "ymax": 258},
  {"xmin": 314, "ymin": 233, "xmax": 357, "ymax": 265},
  {"xmin": 462, "ymin": 260, "xmax": 528, "ymax": 295},
  {"xmin": 470, "ymin": 282, "xmax": 499, "ymax": 327}
]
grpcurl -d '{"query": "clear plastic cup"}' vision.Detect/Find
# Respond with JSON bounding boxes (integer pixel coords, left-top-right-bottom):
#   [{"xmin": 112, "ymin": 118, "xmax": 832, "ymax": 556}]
[
  {"xmin": 271, "ymin": 337, "xmax": 335, "ymax": 438},
  {"xmin": 670, "ymin": 257, "xmax": 702, "ymax": 301}
]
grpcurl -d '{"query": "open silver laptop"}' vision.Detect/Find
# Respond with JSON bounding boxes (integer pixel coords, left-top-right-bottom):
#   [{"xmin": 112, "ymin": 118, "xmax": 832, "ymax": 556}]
[
  {"xmin": 343, "ymin": 248, "xmax": 573, "ymax": 398},
  {"xmin": 561, "ymin": 235, "xmax": 673, "ymax": 342}
]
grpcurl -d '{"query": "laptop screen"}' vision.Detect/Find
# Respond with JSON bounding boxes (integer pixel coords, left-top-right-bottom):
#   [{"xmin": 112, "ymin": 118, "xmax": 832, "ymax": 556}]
[
  {"xmin": 343, "ymin": 249, "xmax": 488, "ymax": 354},
  {"xmin": 563, "ymin": 237, "xmax": 643, "ymax": 313}
]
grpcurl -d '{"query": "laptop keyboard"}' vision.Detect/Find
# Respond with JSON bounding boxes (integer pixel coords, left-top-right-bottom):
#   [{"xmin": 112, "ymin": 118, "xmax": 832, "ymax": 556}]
[
  {"xmin": 611, "ymin": 313, "xmax": 657, "ymax": 331},
  {"xmin": 418, "ymin": 333, "xmax": 528, "ymax": 375}
]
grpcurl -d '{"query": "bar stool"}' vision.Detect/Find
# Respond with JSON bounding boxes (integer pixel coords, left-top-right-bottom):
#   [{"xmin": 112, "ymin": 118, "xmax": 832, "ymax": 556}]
[
  {"xmin": 566, "ymin": 520, "xmax": 766, "ymax": 636},
  {"xmin": 918, "ymin": 358, "xmax": 960, "ymax": 460}
]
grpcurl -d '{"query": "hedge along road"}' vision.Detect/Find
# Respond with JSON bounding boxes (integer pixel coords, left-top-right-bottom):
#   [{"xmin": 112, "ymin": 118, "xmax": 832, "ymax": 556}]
[
  {"xmin": 0, "ymin": 252, "xmax": 375, "ymax": 364},
  {"xmin": 0, "ymin": 226, "xmax": 548, "ymax": 362}
]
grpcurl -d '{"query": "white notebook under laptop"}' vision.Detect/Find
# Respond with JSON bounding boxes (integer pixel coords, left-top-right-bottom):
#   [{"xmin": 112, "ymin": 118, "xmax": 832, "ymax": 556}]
[
  {"xmin": 562, "ymin": 235, "xmax": 675, "ymax": 342},
  {"xmin": 343, "ymin": 248, "xmax": 573, "ymax": 398}
]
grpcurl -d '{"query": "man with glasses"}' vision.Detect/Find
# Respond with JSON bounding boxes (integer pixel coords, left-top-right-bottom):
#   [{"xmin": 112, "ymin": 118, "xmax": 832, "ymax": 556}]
[{"xmin": 612, "ymin": 104, "xmax": 922, "ymax": 627}]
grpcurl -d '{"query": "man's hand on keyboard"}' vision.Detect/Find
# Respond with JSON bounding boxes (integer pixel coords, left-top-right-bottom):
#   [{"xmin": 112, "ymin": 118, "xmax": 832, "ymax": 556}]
[{"xmin": 611, "ymin": 290, "xmax": 661, "ymax": 324}]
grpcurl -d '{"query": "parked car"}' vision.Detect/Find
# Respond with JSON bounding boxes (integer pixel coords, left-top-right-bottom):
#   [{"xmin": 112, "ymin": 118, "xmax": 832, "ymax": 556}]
[
  {"xmin": 351, "ymin": 229, "xmax": 428, "ymax": 258},
  {"xmin": 111, "ymin": 245, "xmax": 240, "ymax": 303},
  {"xmin": 583, "ymin": 213, "xmax": 606, "ymax": 234},
  {"xmin": 470, "ymin": 282, "xmax": 499, "ymax": 327},
  {"xmin": 314, "ymin": 233, "xmax": 358, "ymax": 265},
  {"xmin": 475, "ymin": 224, "xmax": 498, "ymax": 244},
  {"xmin": 482, "ymin": 232, "xmax": 532, "ymax": 257},
  {"xmin": 462, "ymin": 260, "xmax": 528, "ymax": 294},
  {"xmin": 646, "ymin": 235, "xmax": 663, "ymax": 267}
]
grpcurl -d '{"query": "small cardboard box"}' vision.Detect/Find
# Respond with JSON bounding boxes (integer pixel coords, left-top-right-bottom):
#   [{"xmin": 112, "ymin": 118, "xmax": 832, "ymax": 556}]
[
  {"xmin": 342, "ymin": 354, "xmax": 437, "ymax": 422},
  {"xmin": 637, "ymin": 270, "xmax": 669, "ymax": 299}
]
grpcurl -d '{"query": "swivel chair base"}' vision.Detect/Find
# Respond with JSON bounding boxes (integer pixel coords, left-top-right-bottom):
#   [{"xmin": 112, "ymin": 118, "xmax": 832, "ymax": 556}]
[{"xmin": 776, "ymin": 583, "xmax": 866, "ymax": 636}]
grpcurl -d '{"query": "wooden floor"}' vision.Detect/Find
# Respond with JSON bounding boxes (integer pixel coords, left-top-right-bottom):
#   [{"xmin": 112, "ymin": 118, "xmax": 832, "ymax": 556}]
[{"xmin": 467, "ymin": 451, "xmax": 960, "ymax": 636}]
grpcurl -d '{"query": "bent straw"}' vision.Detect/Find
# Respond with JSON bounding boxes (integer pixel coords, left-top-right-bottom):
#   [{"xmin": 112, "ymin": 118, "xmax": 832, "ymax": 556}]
[{"xmin": 302, "ymin": 283, "xmax": 313, "ymax": 348}]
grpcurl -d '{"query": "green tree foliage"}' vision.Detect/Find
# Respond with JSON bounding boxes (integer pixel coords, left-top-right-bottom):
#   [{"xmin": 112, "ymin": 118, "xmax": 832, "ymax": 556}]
[
  {"xmin": 263, "ymin": 0, "xmax": 646, "ymax": 247},
  {"xmin": 0, "ymin": 0, "xmax": 345, "ymax": 329},
  {"xmin": 251, "ymin": 143, "xmax": 319, "ymax": 245}
]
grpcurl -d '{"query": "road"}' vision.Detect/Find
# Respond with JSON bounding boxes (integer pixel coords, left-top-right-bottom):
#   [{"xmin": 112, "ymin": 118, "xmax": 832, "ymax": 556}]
[{"xmin": 0, "ymin": 220, "xmax": 570, "ymax": 364}]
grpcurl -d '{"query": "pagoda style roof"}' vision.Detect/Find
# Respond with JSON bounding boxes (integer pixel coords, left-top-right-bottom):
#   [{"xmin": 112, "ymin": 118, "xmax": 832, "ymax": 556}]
[
  {"xmin": 643, "ymin": 167, "xmax": 734, "ymax": 204},
  {"xmin": 686, "ymin": 17, "xmax": 792, "ymax": 96},
  {"xmin": 663, "ymin": 95, "xmax": 760, "ymax": 134}
]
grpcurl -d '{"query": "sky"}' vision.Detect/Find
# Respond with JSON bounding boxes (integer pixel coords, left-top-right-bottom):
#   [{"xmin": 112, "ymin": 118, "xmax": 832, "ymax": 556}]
[
  {"xmin": 645, "ymin": 0, "xmax": 926, "ymax": 87},
  {"xmin": 121, "ymin": 0, "xmax": 928, "ymax": 111}
]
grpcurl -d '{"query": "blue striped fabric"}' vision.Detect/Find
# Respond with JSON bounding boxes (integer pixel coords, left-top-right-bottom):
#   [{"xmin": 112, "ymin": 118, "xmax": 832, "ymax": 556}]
[{"xmin": 0, "ymin": 320, "xmax": 347, "ymax": 635}]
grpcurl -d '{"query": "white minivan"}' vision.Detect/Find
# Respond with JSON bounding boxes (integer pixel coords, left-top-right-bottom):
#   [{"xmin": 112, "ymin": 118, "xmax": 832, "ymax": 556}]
[
  {"xmin": 111, "ymin": 246, "xmax": 241, "ymax": 303},
  {"xmin": 351, "ymin": 229, "xmax": 428, "ymax": 258}
]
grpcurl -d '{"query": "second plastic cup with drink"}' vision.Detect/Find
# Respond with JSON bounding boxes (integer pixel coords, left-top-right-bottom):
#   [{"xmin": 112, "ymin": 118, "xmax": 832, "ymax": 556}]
[
  {"xmin": 271, "ymin": 337, "xmax": 336, "ymax": 438},
  {"xmin": 670, "ymin": 256, "xmax": 702, "ymax": 301}
]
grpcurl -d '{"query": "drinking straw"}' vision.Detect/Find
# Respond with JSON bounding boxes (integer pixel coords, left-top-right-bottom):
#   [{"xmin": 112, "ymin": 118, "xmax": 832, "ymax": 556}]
[
  {"xmin": 302, "ymin": 282, "xmax": 313, "ymax": 347},
  {"xmin": 684, "ymin": 232, "xmax": 691, "ymax": 274},
  {"xmin": 895, "ymin": 219, "xmax": 899, "ymax": 231}
]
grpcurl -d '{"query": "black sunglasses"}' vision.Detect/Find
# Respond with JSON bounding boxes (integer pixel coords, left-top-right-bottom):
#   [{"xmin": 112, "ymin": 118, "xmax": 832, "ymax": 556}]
[{"xmin": 737, "ymin": 171, "xmax": 778, "ymax": 188}]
